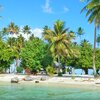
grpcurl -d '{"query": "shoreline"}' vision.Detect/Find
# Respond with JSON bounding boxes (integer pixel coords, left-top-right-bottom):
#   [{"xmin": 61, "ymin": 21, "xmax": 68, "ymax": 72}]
[{"xmin": 0, "ymin": 74, "xmax": 100, "ymax": 86}]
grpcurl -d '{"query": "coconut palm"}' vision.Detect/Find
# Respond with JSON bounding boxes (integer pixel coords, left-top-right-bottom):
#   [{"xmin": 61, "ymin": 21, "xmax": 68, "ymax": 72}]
[
  {"xmin": 7, "ymin": 37, "xmax": 16, "ymax": 47},
  {"xmin": 69, "ymin": 30, "xmax": 76, "ymax": 39},
  {"xmin": 23, "ymin": 25, "xmax": 31, "ymax": 34},
  {"xmin": 7, "ymin": 22, "xmax": 20, "ymax": 68},
  {"xmin": 77, "ymin": 27, "xmax": 84, "ymax": 41},
  {"xmin": 8, "ymin": 22, "xmax": 19, "ymax": 34},
  {"xmin": 81, "ymin": 0, "xmax": 100, "ymax": 76},
  {"xmin": 0, "ymin": 27, "xmax": 8, "ymax": 39},
  {"xmin": 97, "ymin": 34, "xmax": 100, "ymax": 48},
  {"xmin": 16, "ymin": 34, "xmax": 25, "ymax": 50},
  {"xmin": 42, "ymin": 26, "xmax": 49, "ymax": 36},
  {"xmin": 7, "ymin": 35, "xmax": 25, "ymax": 68},
  {"xmin": 43, "ymin": 20, "xmax": 75, "ymax": 73},
  {"xmin": 29, "ymin": 34, "xmax": 34, "ymax": 41},
  {"xmin": 14, "ymin": 35, "xmax": 25, "ymax": 67}
]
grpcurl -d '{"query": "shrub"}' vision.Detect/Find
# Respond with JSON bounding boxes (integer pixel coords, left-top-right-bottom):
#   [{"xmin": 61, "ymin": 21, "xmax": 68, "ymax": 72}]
[
  {"xmin": 46, "ymin": 65, "xmax": 55, "ymax": 76},
  {"xmin": 16, "ymin": 67, "xmax": 23, "ymax": 73},
  {"xmin": 71, "ymin": 75, "xmax": 75, "ymax": 79},
  {"xmin": 0, "ymin": 67, "xmax": 3, "ymax": 74},
  {"xmin": 66, "ymin": 68, "xmax": 71, "ymax": 73},
  {"xmin": 58, "ymin": 72, "xmax": 62, "ymax": 77}
]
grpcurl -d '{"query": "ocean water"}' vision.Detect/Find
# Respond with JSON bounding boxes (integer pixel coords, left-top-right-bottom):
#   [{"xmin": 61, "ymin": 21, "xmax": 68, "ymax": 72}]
[{"xmin": 0, "ymin": 82, "xmax": 100, "ymax": 100}]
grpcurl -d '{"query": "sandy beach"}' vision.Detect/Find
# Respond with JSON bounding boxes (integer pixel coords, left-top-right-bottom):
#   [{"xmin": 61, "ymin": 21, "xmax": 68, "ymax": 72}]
[{"xmin": 0, "ymin": 74, "xmax": 100, "ymax": 85}]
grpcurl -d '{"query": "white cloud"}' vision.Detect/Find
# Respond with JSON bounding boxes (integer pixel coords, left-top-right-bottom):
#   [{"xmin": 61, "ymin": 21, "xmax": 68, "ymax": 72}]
[
  {"xmin": 19, "ymin": 32, "xmax": 31, "ymax": 41},
  {"xmin": 9, "ymin": 27, "xmax": 43, "ymax": 40},
  {"xmin": 42, "ymin": 0, "xmax": 53, "ymax": 13},
  {"xmin": 63, "ymin": 6, "xmax": 69, "ymax": 13},
  {"xmin": 31, "ymin": 28, "xmax": 43, "ymax": 39},
  {"xmin": 9, "ymin": 34, "xmax": 18, "ymax": 38}
]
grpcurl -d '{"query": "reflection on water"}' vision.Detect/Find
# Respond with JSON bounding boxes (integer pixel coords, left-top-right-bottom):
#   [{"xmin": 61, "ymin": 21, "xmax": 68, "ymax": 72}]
[{"xmin": 0, "ymin": 83, "xmax": 100, "ymax": 100}]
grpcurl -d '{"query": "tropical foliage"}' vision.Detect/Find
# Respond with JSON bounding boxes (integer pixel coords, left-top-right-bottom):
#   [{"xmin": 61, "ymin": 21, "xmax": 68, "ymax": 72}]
[
  {"xmin": 43, "ymin": 20, "xmax": 77, "ymax": 74},
  {"xmin": 97, "ymin": 34, "xmax": 100, "ymax": 48},
  {"xmin": 46, "ymin": 65, "xmax": 55, "ymax": 76},
  {"xmin": 81, "ymin": 0, "xmax": 100, "ymax": 76},
  {"xmin": 20, "ymin": 38, "xmax": 46, "ymax": 74},
  {"xmin": 0, "ymin": 39, "xmax": 13, "ymax": 73},
  {"xmin": 0, "ymin": 18, "xmax": 100, "ymax": 75},
  {"xmin": 76, "ymin": 39, "xmax": 92, "ymax": 74}
]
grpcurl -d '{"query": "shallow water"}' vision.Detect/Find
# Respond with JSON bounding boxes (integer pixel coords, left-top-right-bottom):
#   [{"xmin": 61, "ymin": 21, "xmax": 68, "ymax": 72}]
[{"xmin": 0, "ymin": 82, "xmax": 100, "ymax": 100}]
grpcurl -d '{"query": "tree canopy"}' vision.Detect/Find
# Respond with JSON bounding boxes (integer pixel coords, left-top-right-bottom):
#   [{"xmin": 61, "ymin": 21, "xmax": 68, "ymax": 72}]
[{"xmin": 20, "ymin": 38, "xmax": 46, "ymax": 73}]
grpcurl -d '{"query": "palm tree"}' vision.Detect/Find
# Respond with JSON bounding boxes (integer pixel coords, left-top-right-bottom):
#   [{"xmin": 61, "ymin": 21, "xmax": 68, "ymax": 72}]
[
  {"xmin": 77, "ymin": 27, "xmax": 84, "ymax": 41},
  {"xmin": 16, "ymin": 34, "xmax": 25, "ymax": 50},
  {"xmin": 29, "ymin": 34, "xmax": 34, "ymax": 40},
  {"xmin": 7, "ymin": 22, "xmax": 20, "ymax": 68},
  {"xmin": 23, "ymin": 25, "xmax": 31, "ymax": 34},
  {"xmin": 8, "ymin": 22, "xmax": 19, "ymax": 34},
  {"xmin": 43, "ymin": 20, "xmax": 75, "ymax": 73},
  {"xmin": 97, "ymin": 34, "xmax": 100, "ymax": 48},
  {"xmin": 0, "ymin": 27, "xmax": 8, "ymax": 39},
  {"xmin": 7, "ymin": 37, "xmax": 16, "ymax": 47},
  {"xmin": 14, "ymin": 35, "xmax": 25, "ymax": 67},
  {"xmin": 7, "ymin": 35, "xmax": 25, "ymax": 68},
  {"xmin": 69, "ymin": 30, "xmax": 75, "ymax": 39},
  {"xmin": 42, "ymin": 26, "xmax": 49, "ymax": 36},
  {"xmin": 81, "ymin": 0, "xmax": 100, "ymax": 76}
]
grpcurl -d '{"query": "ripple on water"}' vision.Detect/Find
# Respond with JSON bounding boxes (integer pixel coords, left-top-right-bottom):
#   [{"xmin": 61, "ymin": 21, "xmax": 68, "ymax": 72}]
[{"xmin": 0, "ymin": 82, "xmax": 100, "ymax": 100}]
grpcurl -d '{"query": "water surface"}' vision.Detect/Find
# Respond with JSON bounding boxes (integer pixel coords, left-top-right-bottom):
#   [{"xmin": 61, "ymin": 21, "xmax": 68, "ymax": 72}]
[{"xmin": 0, "ymin": 82, "xmax": 100, "ymax": 100}]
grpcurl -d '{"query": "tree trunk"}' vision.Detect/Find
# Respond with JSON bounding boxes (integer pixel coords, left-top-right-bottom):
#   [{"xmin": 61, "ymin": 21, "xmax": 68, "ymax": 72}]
[
  {"xmin": 96, "ymin": 69, "xmax": 99, "ymax": 75},
  {"xmin": 93, "ymin": 26, "xmax": 97, "ymax": 76},
  {"xmin": 72, "ymin": 67, "xmax": 75, "ymax": 75},
  {"xmin": 83, "ymin": 68, "xmax": 88, "ymax": 75},
  {"xmin": 9, "ymin": 67, "xmax": 10, "ymax": 74},
  {"xmin": 16, "ymin": 58, "xmax": 19, "ymax": 67},
  {"xmin": 57, "ymin": 56, "xmax": 61, "ymax": 74}
]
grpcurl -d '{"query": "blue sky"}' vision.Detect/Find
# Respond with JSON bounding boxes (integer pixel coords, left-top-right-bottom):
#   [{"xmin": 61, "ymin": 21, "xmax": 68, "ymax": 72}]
[{"xmin": 0, "ymin": 0, "xmax": 95, "ymax": 44}]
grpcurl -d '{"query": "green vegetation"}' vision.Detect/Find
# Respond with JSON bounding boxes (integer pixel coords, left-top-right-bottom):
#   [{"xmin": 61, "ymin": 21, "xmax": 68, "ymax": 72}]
[
  {"xmin": 76, "ymin": 39, "xmax": 93, "ymax": 74},
  {"xmin": 43, "ymin": 20, "xmax": 77, "ymax": 74},
  {"xmin": 0, "ymin": 19, "xmax": 100, "ymax": 75},
  {"xmin": 77, "ymin": 27, "xmax": 84, "ymax": 41},
  {"xmin": 16, "ymin": 67, "xmax": 23, "ymax": 73},
  {"xmin": 46, "ymin": 65, "xmax": 55, "ymax": 76},
  {"xmin": 81, "ymin": 0, "xmax": 100, "ymax": 76},
  {"xmin": 0, "ymin": 0, "xmax": 100, "ymax": 76},
  {"xmin": 97, "ymin": 34, "xmax": 100, "ymax": 48},
  {"xmin": 0, "ymin": 38, "xmax": 13, "ymax": 73},
  {"xmin": 20, "ymin": 38, "xmax": 46, "ymax": 74}
]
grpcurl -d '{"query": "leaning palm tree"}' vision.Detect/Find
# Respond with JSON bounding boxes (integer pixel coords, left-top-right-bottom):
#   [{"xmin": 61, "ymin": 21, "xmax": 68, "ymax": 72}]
[
  {"xmin": 81, "ymin": 0, "xmax": 100, "ymax": 76},
  {"xmin": 97, "ymin": 34, "xmax": 100, "ymax": 48},
  {"xmin": 43, "ymin": 20, "xmax": 75, "ymax": 73}
]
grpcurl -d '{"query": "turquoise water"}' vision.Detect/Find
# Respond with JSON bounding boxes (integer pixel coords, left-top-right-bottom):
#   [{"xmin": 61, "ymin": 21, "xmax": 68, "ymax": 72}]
[{"xmin": 0, "ymin": 82, "xmax": 100, "ymax": 100}]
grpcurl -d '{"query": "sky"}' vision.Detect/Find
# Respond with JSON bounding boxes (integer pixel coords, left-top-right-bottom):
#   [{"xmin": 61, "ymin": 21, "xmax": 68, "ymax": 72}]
[{"xmin": 0, "ymin": 0, "xmax": 96, "ymax": 44}]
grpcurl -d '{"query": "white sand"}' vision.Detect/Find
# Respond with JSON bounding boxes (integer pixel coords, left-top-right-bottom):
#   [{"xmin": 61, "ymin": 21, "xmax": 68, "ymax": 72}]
[{"xmin": 0, "ymin": 74, "xmax": 99, "ymax": 85}]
